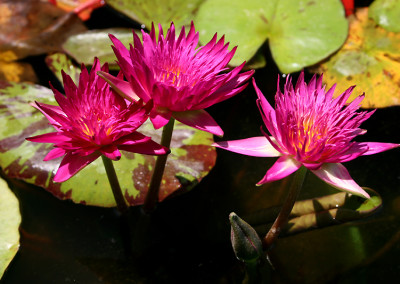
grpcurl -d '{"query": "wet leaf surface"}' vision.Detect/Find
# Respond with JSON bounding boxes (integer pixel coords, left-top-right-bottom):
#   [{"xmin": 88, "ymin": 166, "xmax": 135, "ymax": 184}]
[
  {"xmin": 0, "ymin": 178, "xmax": 21, "ymax": 278},
  {"xmin": 311, "ymin": 8, "xmax": 400, "ymax": 108},
  {"xmin": 62, "ymin": 28, "xmax": 135, "ymax": 68},
  {"xmin": 369, "ymin": 0, "xmax": 400, "ymax": 33},
  {"xmin": 0, "ymin": 0, "xmax": 87, "ymax": 60},
  {"xmin": 105, "ymin": 0, "xmax": 204, "ymax": 31},
  {"xmin": 0, "ymin": 82, "xmax": 216, "ymax": 207},
  {"xmin": 195, "ymin": 0, "xmax": 348, "ymax": 72}
]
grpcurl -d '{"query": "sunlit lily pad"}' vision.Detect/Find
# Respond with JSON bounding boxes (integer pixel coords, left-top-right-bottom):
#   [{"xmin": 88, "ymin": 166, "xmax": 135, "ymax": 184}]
[
  {"xmin": 0, "ymin": 82, "xmax": 216, "ymax": 207},
  {"xmin": 0, "ymin": 0, "xmax": 86, "ymax": 60},
  {"xmin": 369, "ymin": 0, "xmax": 400, "ymax": 33},
  {"xmin": 247, "ymin": 187, "xmax": 382, "ymax": 236},
  {"xmin": 195, "ymin": 0, "xmax": 348, "ymax": 72},
  {"xmin": 0, "ymin": 178, "xmax": 21, "ymax": 278},
  {"xmin": 105, "ymin": 0, "xmax": 204, "ymax": 30},
  {"xmin": 311, "ymin": 8, "xmax": 400, "ymax": 108},
  {"xmin": 62, "ymin": 28, "xmax": 135, "ymax": 69}
]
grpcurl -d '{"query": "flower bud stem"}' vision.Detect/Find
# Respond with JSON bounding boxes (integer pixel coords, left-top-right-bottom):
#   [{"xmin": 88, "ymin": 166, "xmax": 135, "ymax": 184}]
[
  {"xmin": 143, "ymin": 118, "xmax": 175, "ymax": 213},
  {"xmin": 263, "ymin": 166, "xmax": 307, "ymax": 250},
  {"xmin": 102, "ymin": 155, "xmax": 129, "ymax": 215}
]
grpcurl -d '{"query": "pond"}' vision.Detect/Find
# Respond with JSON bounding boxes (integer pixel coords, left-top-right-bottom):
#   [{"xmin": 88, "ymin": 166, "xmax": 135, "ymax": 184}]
[{"xmin": 1, "ymin": 1, "xmax": 400, "ymax": 283}]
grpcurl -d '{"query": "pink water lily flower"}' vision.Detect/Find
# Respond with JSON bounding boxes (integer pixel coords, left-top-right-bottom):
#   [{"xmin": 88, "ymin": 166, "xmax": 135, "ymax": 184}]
[
  {"xmin": 27, "ymin": 58, "xmax": 168, "ymax": 182},
  {"xmin": 99, "ymin": 22, "xmax": 254, "ymax": 136},
  {"xmin": 213, "ymin": 73, "xmax": 399, "ymax": 198}
]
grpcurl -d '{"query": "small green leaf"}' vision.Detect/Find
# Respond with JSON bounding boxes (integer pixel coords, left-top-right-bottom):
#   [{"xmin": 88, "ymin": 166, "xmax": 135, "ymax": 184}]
[
  {"xmin": 62, "ymin": 29, "xmax": 134, "ymax": 68},
  {"xmin": 45, "ymin": 53, "xmax": 80, "ymax": 85},
  {"xmin": 195, "ymin": 0, "xmax": 348, "ymax": 73},
  {"xmin": 0, "ymin": 178, "xmax": 21, "ymax": 278},
  {"xmin": 369, "ymin": 0, "xmax": 400, "ymax": 33},
  {"xmin": 0, "ymin": 82, "xmax": 216, "ymax": 207}
]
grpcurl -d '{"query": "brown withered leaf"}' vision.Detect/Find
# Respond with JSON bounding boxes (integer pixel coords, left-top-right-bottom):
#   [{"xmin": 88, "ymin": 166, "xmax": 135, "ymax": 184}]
[
  {"xmin": 0, "ymin": 0, "xmax": 86, "ymax": 61},
  {"xmin": 0, "ymin": 61, "xmax": 38, "ymax": 83}
]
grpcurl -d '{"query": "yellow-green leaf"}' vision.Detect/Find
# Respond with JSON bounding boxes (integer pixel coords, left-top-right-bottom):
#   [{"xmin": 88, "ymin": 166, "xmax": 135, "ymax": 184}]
[
  {"xmin": 311, "ymin": 8, "xmax": 400, "ymax": 108},
  {"xmin": 0, "ymin": 178, "xmax": 21, "ymax": 278}
]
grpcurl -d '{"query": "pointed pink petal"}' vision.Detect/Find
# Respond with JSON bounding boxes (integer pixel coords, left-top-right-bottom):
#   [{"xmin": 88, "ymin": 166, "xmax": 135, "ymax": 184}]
[
  {"xmin": 116, "ymin": 132, "xmax": 151, "ymax": 146},
  {"xmin": 53, "ymin": 152, "xmax": 101, "ymax": 182},
  {"xmin": 101, "ymin": 145, "xmax": 121, "ymax": 160},
  {"xmin": 44, "ymin": 147, "xmax": 67, "ymax": 161},
  {"xmin": 324, "ymin": 143, "xmax": 369, "ymax": 163},
  {"xmin": 212, "ymin": 136, "xmax": 282, "ymax": 157},
  {"xmin": 257, "ymin": 156, "xmax": 302, "ymax": 185},
  {"xmin": 150, "ymin": 108, "xmax": 172, "ymax": 129},
  {"xmin": 312, "ymin": 163, "xmax": 370, "ymax": 198},
  {"xmin": 26, "ymin": 132, "xmax": 69, "ymax": 144},
  {"xmin": 359, "ymin": 142, "xmax": 400, "ymax": 156},
  {"xmin": 32, "ymin": 102, "xmax": 64, "ymax": 127},
  {"xmin": 253, "ymin": 78, "xmax": 275, "ymax": 115},
  {"xmin": 97, "ymin": 71, "xmax": 139, "ymax": 101},
  {"xmin": 173, "ymin": 109, "xmax": 223, "ymax": 136},
  {"xmin": 119, "ymin": 140, "xmax": 169, "ymax": 155}
]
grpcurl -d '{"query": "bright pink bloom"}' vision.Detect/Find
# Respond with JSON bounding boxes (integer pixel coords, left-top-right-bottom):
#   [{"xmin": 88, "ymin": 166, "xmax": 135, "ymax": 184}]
[
  {"xmin": 213, "ymin": 73, "xmax": 399, "ymax": 198},
  {"xmin": 99, "ymin": 22, "xmax": 254, "ymax": 136},
  {"xmin": 27, "ymin": 58, "xmax": 168, "ymax": 182}
]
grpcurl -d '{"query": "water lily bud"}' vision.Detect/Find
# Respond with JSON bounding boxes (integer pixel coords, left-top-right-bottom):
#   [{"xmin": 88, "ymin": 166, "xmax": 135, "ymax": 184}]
[{"xmin": 229, "ymin": 212, "xmax": 263, "ymax": 263}]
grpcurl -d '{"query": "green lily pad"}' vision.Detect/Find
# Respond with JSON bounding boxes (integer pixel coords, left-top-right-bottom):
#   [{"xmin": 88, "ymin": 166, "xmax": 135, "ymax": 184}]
[
  {"xmin": 0, "ymin": 82, "xmax": 216, "ymax": 207},
  {"xmin": 105, "ymin": 0, "xmax": 204, "ymax": 30},
  {"xmin": 195, "ymin": 0, "xmax": 348, "ymax": 73},
  {"xmin": 62, "ymin": 28, "xmax": 135, "ymax": 69},
  {"xmin": 0, "ymin": 178, "xmax": 21, "ymax": 278},
  {"xmin": 369, "ymin": 0, "xmax": 400, "ymax": 33},
  {"xmin": 45, "ymin": 53, "xmax": 80, "ymax": 84}
]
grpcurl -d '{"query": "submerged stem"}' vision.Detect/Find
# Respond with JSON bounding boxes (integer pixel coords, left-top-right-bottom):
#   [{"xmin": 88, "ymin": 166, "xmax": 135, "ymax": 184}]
[
  {"xmin": 102, "ymin": 155, "xmax": 129, "ymax": 215},
  {"xmin": 143, "ymin": 118, "xmax": 175, "ymax": 213},
  {"xmin": 262, "ymin": 166, "xmax": 307, "ymax": 250}
]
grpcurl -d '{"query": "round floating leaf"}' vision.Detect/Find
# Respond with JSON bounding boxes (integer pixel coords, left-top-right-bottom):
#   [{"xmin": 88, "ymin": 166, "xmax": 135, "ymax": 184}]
[
  {"xmin": 0, "ymin": 0, "xmax": 86, "ymax": 60},
  {"xmin": 0, "ymin": 178, "xmax": 21, "ymax": 278},
  {"xmin": 62, "ymin": 28, "xmax": 134, "ymax": 69},
  {"xmin": 311, "ymin": 8, "xmax": 400, "ymax": 108},
  {"xmin": 0, "ymin": 82, "xmax": 216, "ymax": 207},
  {"xmin": 45, "ymin": 53, "xmax": 80, "ymax": 84},
  {"xmin": 105, "ymin": 0, "xmax": 204, "ymax": 30},
  {"xmin": 195, "ymin": 0, "xmax": 348, "ymax": 73},
  {"xmin": 369, "ymin": 0, "xmax": 400, "ymax": 33}
]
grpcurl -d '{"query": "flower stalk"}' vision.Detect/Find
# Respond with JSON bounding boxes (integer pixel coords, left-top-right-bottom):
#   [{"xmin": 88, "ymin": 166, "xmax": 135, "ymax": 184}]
[
  {"xmin": 101, "ymin": 155, "xmax": 129, "ymax": 215},
  {"xmin": 263, "ymin": 166, "xmax": 307, "ymax": 250},
  {"xmin": 143, "ymin": 118, "xmax": 175, "ymax": 213}
]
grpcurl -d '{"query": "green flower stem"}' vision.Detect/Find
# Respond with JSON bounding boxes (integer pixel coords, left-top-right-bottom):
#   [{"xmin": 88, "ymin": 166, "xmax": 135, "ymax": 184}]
[
  {"xmin": 143, "ymin": 118, "xmax": 175, "ymax": 213},
  {"xmin": 101, "ymin": 155, "xmax": 129, "ymax": 215},
  {"xmin": 262, "ymin": 166, "xmax": 307, "ymax": 250}
]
